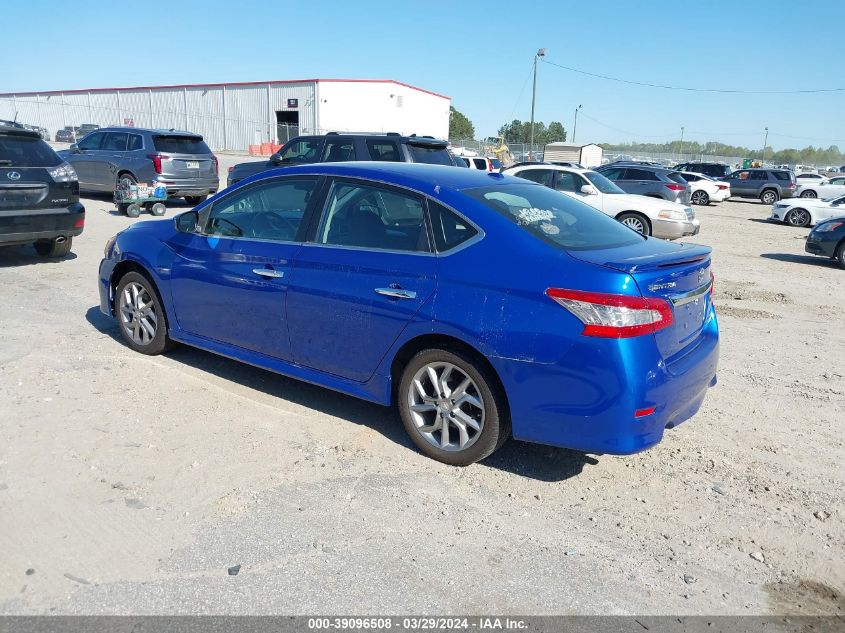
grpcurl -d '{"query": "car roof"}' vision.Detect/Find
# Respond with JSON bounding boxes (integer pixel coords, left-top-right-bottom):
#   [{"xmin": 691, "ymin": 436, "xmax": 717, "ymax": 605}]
[
  {"xmin": 506, "ymin": 163, "xmax": 590, "ymax": 174},
  {"xmin": 94, "ymin": 126, "xmax": 202, "ymax": 137},
  {"xmin": 248, "ymin": 161, "xmax": 540, "ymax": 193},
  {"xmin": 296, "ymin": 132, "xmax": 448, "ymax": 145},
  {"xmin": 0, "ymin": 123, "xmax": 40, "ymax": 138}
]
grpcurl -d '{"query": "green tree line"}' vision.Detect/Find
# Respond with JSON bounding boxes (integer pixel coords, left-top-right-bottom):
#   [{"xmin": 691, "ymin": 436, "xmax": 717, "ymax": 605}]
[
  {"xmin": 497, "ymin": 119, "xmax": 567, "ymax": 144},
  {"xmin": 602, "ymin": 140, "xmax": 845, "ymax": 167}
]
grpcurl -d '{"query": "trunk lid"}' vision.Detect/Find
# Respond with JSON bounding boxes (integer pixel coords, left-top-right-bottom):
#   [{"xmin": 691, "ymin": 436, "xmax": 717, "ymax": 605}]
[
  {"xmin": 0, "ymin": 167, "xmax": 52, "ymax": 210},
  {"xmin": 161, "ymin": 153, "xmax": 215, "ymax": 179},
  {"xmin": 569, "ymin": 239, "xmax": 713, "ymax": 360}
]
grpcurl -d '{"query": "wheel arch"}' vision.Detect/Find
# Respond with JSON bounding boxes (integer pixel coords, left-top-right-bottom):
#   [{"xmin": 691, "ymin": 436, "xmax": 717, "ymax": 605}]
[
  {"xmin": 615, "ymin": 210, "xmax": 652, "ymax": 231},
  {"xmin": 389, "ymin": 333, "xmax": 510, "ymax": 418}
]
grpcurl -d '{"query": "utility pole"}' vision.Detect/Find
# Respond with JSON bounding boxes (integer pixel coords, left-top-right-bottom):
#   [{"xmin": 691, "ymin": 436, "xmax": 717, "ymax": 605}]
[
  {"xmin": 572, "ymin": 104, "xmax": 582, "ymax": 144},
  {"xmin": 762, "ymin": 127, "xmax": 769, "ymax": 163},
  {"xmin": 529, "ymin": 48, "xmax": 546, "ymax": 158},
  {"xmin": 679, "ymin": 126, "xmax": 685, "ymax": 161}
]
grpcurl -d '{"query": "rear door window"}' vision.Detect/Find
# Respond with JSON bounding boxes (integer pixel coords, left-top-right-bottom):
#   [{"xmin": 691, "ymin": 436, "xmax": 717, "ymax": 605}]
[
  {"xmin": 516, "ymin": 168, "xmax": 554, "ymax": 187},
  {"xmin": 472, "ymin": 158, "xmax": 488, "ymax": 170},
  {"xmin": 366, "ymin": 140, "xmax": 401, "ymax": 162},
  {"xmin": 428, "ymin": 200, "xmax": 478, "ymax": 252},
  {"xmin": 102, "ymin": 132, "xmax": 129, "ymax": 152},
  {"xmin": 625, "ymin": 168, "xmax": 659, "ymax": 180},
  {"xmin": 153, "ymin": 135, "xmax": 211, "ymax": 154},
  {"xmin": 748, "ymin": 171, "xmax": 768, "ymax": 180},
  {"xmin": 407, "ymin": 143, "xmax": 454, "ymax": 166},
  {"xmin": 321, "ymin": 139, "xmax": 357, "ymax": 162},
  {"xmin": 0, "ymin": 135, "xmax": 62, "ymax": 167}
]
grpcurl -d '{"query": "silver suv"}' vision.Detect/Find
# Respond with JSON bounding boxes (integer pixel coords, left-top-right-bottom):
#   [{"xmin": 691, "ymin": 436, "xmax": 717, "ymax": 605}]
[{"xmin": 59, "ymin": 127, "xmax": 218, "ymax": 204}]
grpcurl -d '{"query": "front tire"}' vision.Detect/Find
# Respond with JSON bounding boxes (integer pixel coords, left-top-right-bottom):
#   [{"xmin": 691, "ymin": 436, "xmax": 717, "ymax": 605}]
[
  {"xmin": 835, "ymin": 242, "xmax": 845, "ymax": 269},
  {"xmin": 398, "ymin": 348, "xmax": 509, "ymax": 466},
  {"xmin": 760, "ymin": 189, "xmax": 779, "ymax": 204},
  {"xmin": 617, "ymin": 212, "xmax": 651, "ymax": 236},
  {"xmin": 785, "ymin": 208, "xmax": 811, "ymax": 227},
  {"xmin": 34, "ymin": 237, "xmax": 72, "ymax": 258},
  {"xmin": 691, "ymin": 190, "xmax": 710, "ymax": 206},
  {"xmin": 114, "ymin": 272, "xmax": 172, "ymax": 355},
  {"xmin": 184, "ymin": 195, "xmax": 207, "ymax": 206}
]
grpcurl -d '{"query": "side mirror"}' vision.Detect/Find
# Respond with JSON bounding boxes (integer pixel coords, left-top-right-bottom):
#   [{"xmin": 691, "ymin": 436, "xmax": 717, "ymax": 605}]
[
  {"xmin": 581, "ymin": 184, "xmax": 598, "ymax": 195},
  {"xmin": 69, "ymin": 144, "xmax": 80, "ymax": 153},
  {"xmin": 270, "ymin": 152, "xmax": 285, "ymax": 165},
  {"xmin": 176, "ymin": 210, "xmax": 200, "ymax": 233}
]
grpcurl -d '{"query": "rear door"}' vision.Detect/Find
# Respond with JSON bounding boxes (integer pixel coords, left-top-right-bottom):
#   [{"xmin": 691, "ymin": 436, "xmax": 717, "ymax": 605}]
[
  {"xmin": 286, "ymin": 177, "xmax": 436, "ymax": 382},
  {"xmin": 153, "ymin": 135, "xmax": 215, "ymax": 180}
]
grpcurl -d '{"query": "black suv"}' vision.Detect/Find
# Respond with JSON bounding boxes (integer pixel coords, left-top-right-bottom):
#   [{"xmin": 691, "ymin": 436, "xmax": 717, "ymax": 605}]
[
  {"xmin": 0, "ymin": 123, "xmax": 85, "ymax": 258},
  {"xmin": 674, "ymin": 162, "xmax": 732, "ymax": 179},
  {"xmin": 227, "ymin": 133, "xmax": 456, "ymax": 187}
]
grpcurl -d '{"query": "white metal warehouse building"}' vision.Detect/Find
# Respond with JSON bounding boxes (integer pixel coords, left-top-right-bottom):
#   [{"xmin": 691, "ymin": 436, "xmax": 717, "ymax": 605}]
[{"xmin": 0, "ymin": 79, "xmax": 451, "ymax": 152}]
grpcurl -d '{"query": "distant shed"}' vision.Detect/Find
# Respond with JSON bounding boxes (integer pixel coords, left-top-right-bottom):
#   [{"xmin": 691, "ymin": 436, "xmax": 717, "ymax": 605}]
[{"xmin": 543, "ymin": 142, "xmax": 603, "ymax": 168}]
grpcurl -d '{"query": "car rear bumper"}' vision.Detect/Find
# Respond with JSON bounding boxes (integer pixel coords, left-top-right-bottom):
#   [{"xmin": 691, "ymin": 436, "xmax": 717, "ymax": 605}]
[
  {"xmin": 156, "ymin": 175, "xmax": 218, "ymax": 197},
  {"xmin": 0, "ymin": 203, "xmax": 85, "ymax": 245},
  {"xmin": 712, "ymin": 189, "xmax": 730, "ymax": 202},
  {"xmin": 490, "ymin": 305, "xmax": 719, "ymax": 454},
  {"xmin": 652, "ymin": 217, "xmax": 700, "ymax": 240}
]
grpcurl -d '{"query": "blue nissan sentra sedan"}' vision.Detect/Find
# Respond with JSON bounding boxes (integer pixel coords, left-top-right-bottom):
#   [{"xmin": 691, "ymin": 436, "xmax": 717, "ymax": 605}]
[{"xmin": 99, "ymin": 162, "xmax": 719, "ymax": 465}]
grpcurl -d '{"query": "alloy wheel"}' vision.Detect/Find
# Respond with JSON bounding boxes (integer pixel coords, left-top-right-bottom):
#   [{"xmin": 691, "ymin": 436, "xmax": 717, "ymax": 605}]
[
  {"xmin": 787, "ymin": 209, "xmax": 810, "ymax": 227},
  {"xmin": 621, "ymin": 216, "xmax": 646, "ymax": 233},
  {"xmin": 118, "ymin": 282, "xmax": 158, "ymax": 345},
  {"xmin": 407, "ymin": 362, "xmax": 485, "ymax": 452},
  {"xmin": 691, "ymin": 190, "xmax": 709, "ymax": 205},
  {"xmin": 801, "ymin": 190, "xmax": 817, "ymax": 199}
]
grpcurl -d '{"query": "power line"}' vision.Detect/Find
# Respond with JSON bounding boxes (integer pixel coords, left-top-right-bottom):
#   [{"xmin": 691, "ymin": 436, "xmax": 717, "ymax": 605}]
[
  {"xmin": 578, "ymin": 112, "xmax": 673, "ymax": 138},
  {"xmin": 540, "ymin": 58, "xmax": 845, "ymax": 94}
]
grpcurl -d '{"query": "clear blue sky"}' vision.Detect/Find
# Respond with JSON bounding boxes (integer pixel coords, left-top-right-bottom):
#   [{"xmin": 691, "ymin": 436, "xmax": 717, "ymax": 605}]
[{"xmin": 4, "ymin": 0, "xmax": 843, "ymax": 150}]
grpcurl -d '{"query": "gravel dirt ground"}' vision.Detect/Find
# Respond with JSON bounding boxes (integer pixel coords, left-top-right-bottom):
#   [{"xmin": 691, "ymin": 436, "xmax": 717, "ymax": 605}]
[{"xmin": 0, "ymin": 154, "xmax": 843, "ymax": 615}]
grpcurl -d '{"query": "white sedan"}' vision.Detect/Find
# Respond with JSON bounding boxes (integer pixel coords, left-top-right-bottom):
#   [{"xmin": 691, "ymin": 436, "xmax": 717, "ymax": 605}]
[
  {"xmin": 679, "ymin": 171, "xmax": 730, "ymax": 205},
  {"xmin": 769, "ymin": 194, "xmax": 845, "ymax": 227},
  {"xmin": 502, "ymin": 164, "xmax": 699, "ymax": 239},
  {"xmin": 795, "ymin": 175, "xmax": 845, "ymax": 199}
]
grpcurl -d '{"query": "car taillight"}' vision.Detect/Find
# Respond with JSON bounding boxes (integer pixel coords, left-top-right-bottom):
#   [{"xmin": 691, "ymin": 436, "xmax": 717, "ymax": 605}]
[
  {"xmin": 717, "ymin": 184, "xmax": 728, "ymax": 190},
  {"xmin": 546, "ymin": 288, "xmax": 673, "ymax": 338},
  {"xmin": 665, "ymin": 183, "xmax": 686, "ymax": 191},
  {"xmin": 788, "ymin": 182, "xmax": 795, "ymax": 189},
  {"xmin": 74, "ymin": 217, "xmax": 85, "ymax": 228},
  {"xmin": 211, "ymin": 155, "xmax": 218, "ymax": 175},
  {"xmin": 147, "ymin": 154, "xmax": 170, "ymax": 174}
]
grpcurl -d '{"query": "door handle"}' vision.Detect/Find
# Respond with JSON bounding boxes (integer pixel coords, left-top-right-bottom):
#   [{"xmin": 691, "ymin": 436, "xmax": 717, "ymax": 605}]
[
  {"xmin": 253, "ymin": 268, "xmax": 284, "ymax": 279},
  {"xmin": 375, "ymin": 287, "xmax": 416, "ymax": 299}
]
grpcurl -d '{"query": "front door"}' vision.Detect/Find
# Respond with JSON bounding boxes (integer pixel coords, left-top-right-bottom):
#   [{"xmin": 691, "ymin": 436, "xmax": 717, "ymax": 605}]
[
  {"xmin": 67, "ymin": 131, "xmax": 107, "ymax": 190},
  {"xmin": 168, "ymin": 176, "xmax": 320, "ymax": 359},
  {"xmin": 286, "ymin": 178, "xmax": 436, "ymax": 383}
]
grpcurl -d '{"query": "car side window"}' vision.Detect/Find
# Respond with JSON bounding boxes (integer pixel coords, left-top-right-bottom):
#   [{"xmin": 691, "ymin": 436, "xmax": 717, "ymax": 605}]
[
  {"xmin": 428, "ymin": 200, "xmax": 478, "ymax": 252},
  {"xmin": 600, "ymin": 168, "xmax": 624, "ymax": 180},
  {"xmin": 517, "ymin": 169, "xmax": 554, "ymax": 187},
  {"xmin": 321, "ymin": 139, "xmax": 357, "ymax": 162},
  {"xmin": 102, "ymin": 132, "xmax": 129, "ymax": 152},
  {"xmin": 127, "ymin": 134, "xmax": 144, "ymax": 151},
  {"xmin": 553, "ymin": 171, "xmax": 582, "ymax": 192},
  {"xmin": 683, "ymin": 173, "xmax": 700, "ymax": 182},
  {"xmin": 366, "ymin": 140, "xmax": 401, "ymax": 162},
  {"xmin": 280, "ymin": 139, "xmax": 323, "ymax": 163},
  {"xmin": 316, "ymin": 181, "xmax": 429, "ymax": 252},
  {"xmin": 748, "ymin": 171, "xmax": 768, "ymax": 180},
  {"xmin": 77, "ymin": 132, "xmax": 105, "ymax": 151},
  {"xmin": 204, "ymin": 178, "xmax": 316, "ymax": 242},
  {"xmin": 472, "ymin": 158, "xmax": 487, "ymax": 170},
  {"xmin": 626, "ymin": 168, "xmax": 659, "ymax": 180}
]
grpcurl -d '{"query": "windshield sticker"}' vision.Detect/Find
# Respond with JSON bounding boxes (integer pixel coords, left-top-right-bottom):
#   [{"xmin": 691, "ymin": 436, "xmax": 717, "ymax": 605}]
[
  {"xmin": 539, "ymin": 222, "xmax": 560, "ymax": 235},
  {"xmin": 515, "ymin": 207, "xmax": 555, "ymax": 225}
]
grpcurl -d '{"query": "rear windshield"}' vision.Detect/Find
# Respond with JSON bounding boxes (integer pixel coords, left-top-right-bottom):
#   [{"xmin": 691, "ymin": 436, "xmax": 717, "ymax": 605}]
[
  {"xmin": 772, "ymin": 171, "xmax": 793, "ymax": 181},
  {"xmin": 465, "ymin": 183, "xmax": 643, "ymax": 251},
  {"xmin": 152, "ymin": 135, "xmax": 210, "ymax": 154},
  {"xmin": 406, "ymin": 144, "xmax": 453, "ymax": 166},
  {"xmin": 0, "ymin": 135, "xmax": 62, "ymax": 167},
  {"xmin": 667, "ymin": 172, "xmax": 686, "ymax": 184}
]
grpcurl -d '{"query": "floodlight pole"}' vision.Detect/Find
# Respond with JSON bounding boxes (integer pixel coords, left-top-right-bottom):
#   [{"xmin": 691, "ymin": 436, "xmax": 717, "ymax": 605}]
[
  {"xmin": 763, "ymin": 127, "xmax": 769, "ymax": 162},
  {"xmin": 573, "ymin": 104, "xmax": 582, "ymax": 143},
  {"xmin": 529, "ymin": 48, "xmax": 546, "ymax": 157}
]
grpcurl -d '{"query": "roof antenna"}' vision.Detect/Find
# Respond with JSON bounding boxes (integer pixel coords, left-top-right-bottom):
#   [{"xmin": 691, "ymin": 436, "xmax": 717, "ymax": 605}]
[{"xmin": 13, "ymin": 111, "xmax": 18, "ymax": 122}]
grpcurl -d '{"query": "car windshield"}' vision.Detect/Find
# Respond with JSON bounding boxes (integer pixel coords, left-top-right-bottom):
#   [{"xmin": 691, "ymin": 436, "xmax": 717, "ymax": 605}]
[
  {"xmin": 0, "ymin": 135, "xmax": 63, "ymax": 167},
  {"xmin": 152, "ymin": 135, "xmax": 211, "ymax": 154},
  {"xmin": 583, "ymin": 170, "xmax": 625, "ymax": 194},
  {"xmin": 464, "ymin": 183, "xmax": 643, "ymax": 251}
]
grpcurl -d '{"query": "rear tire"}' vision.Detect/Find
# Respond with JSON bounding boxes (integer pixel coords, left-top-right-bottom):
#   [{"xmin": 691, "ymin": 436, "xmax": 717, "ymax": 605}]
[
  {"xmin": 398, "ymin": 347, "xmax": 509, "ymax": 466},
  {"xmin": 617, "ymin": 212, "xmax": 651, "ymax": 236},
  {"xmin": 117, "ymin": 173, "xmax": 137, "ymax": 190},
  {"xmin": 114, "ymin": 272, "xmax": 173, "ymax": 355},
  {"xmin": 184, "ymin": 195, "xmax": 207, "ymax": 206},
  {"xmin": 126, "ymin": 203, "xmax": 142, "ymax": 218},
  {"xmin": 801, "ymin": 190, "xmax": 817, "ymax": 199},
  {"xmin": 150, "ymin": 202, "xmax": 166, "ymax": 216},
  {"xmin": 691, "ymin": 190, "xmax": 710, "ymax": 206},
  {"xmin": 34, "ymin": 237, "xmax": 72, "ymax": 258},
  {"xmin": 785, "ymin": 208, "xmax": 811, "ymax": 227},
  {"xmin": 760, "ymin": 189, "xmax": 779, "ymax": 204}
]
